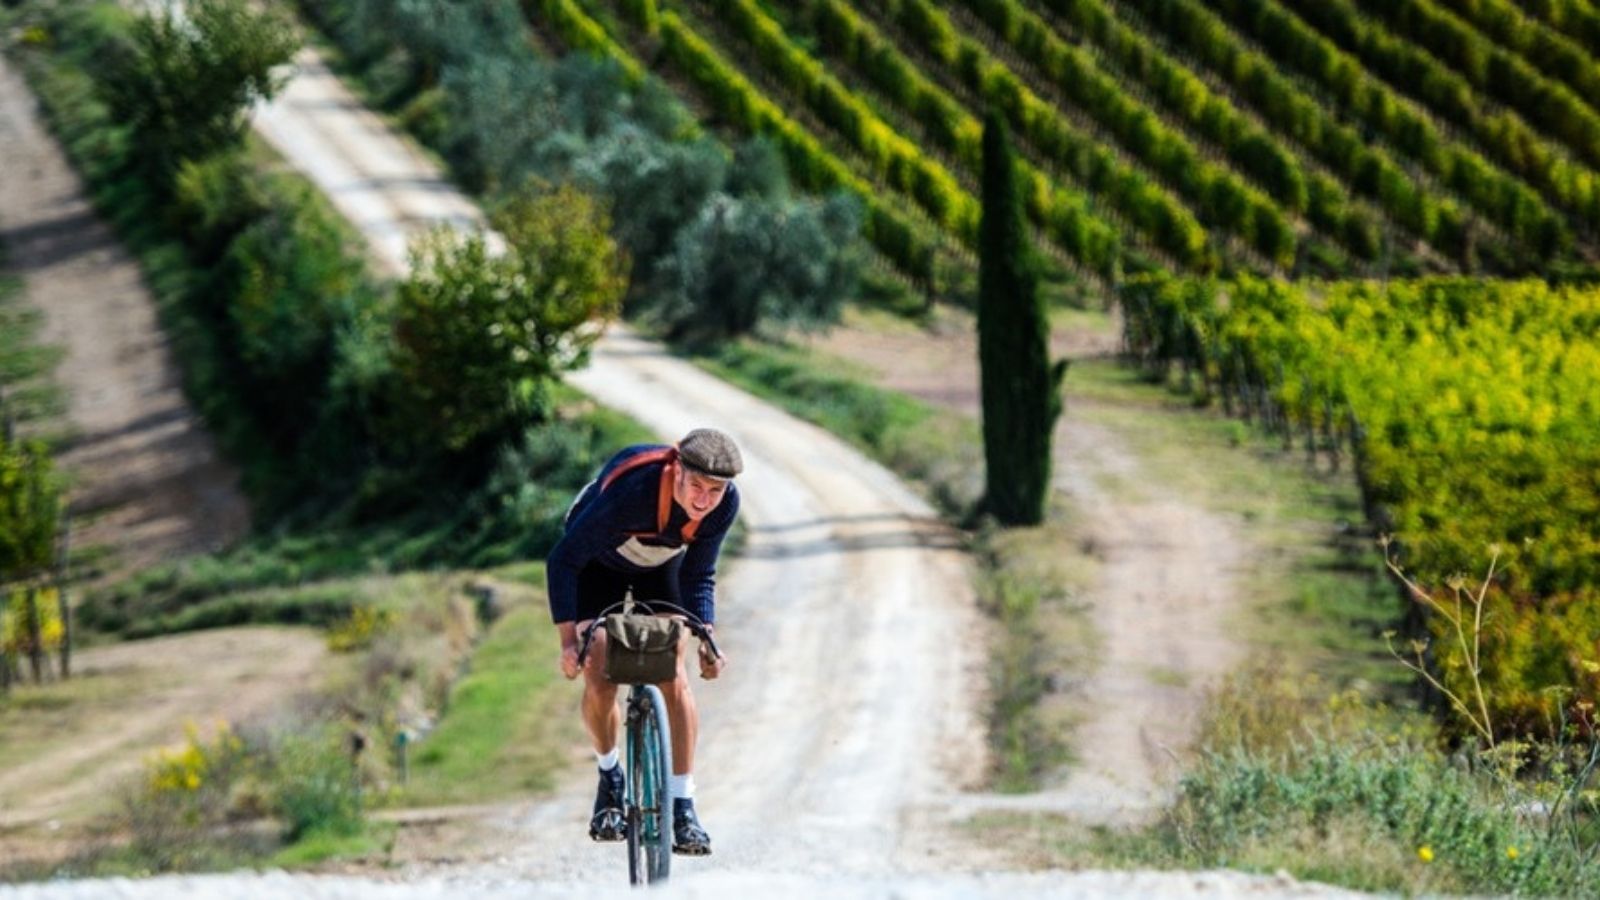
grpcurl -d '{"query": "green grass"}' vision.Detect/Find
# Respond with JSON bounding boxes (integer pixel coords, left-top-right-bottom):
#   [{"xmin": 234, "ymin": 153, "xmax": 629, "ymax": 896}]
[
  {"xmin": 1063, "ymin": 357, "xmax": 1400, "ymax": 691},
  {"xmin": 269, "ymin": 821, "xmax": 396, "ymax": 868},
  {"xmin": 399, "ymin": 600, "xmax": 580, "ymax": 806},
  {"xmin": 688, "ymin": 335, "xmax": 983, "ymax": 518}
]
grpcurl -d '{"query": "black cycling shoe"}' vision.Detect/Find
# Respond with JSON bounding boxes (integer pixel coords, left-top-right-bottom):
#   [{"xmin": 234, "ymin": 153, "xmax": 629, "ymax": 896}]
[
  {"xmin": 589, "ymin": 766, "xmax": 627, "ymax": 842},
  {"xmin": 672, "ymin": 797, "xmax": 712, "ymax": 856}
]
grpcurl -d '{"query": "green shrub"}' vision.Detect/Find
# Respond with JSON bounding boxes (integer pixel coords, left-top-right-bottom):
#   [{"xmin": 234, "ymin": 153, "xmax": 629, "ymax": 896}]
[
  {"xmin": 97, "ymin": 0, "xmax": 298, "ymax": 183},
  {"xmin": 0, "ymin": 436, "xmax": 61, "ymax": 580},
  {"xmin": 389, "ymin": 183, "xmax": 625, "ymax": 458},
  {"xmin": 121, "ymin": 587, "xmax": 359, "ymax": 639},
  {"xmin": 647, "ymin": 193, "xmax": 862, "ymax": 338},
  {"xmin": 268, "ymin": 727, "xmax": 363, "ymax": 840},
  {"xmin": 124, "ymin": 722, "xmax": 256, "ymax": 872},
  {"xmin": 1167, "ymin": 738, "xmax": 1599, "ymax": 896},
  {"xmin": 171, "ymin": 151, "xmax": 268, "ymax": 265}
]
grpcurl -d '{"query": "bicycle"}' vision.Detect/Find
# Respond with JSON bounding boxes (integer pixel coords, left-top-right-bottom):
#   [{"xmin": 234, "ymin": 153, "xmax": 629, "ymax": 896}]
[{"xmin": 576, "ymin": 600, "xmax": 721, "ymax": 887}]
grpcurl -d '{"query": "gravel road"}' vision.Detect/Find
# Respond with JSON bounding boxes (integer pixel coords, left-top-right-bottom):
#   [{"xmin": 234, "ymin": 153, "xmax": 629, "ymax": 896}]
[{"xmin": 0, "ymin": 868, "xmax": 1366, "ymax": 899}]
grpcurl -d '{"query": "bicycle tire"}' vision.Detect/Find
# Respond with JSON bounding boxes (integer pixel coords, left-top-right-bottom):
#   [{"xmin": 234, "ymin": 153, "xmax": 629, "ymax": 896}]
[
  {"xmin": 629, "ymin": 684, "xmax": 674, "ymax": 884},
  {"xmin": 626, "ymin": 805, "xmax": 643, "ymax": 885}
]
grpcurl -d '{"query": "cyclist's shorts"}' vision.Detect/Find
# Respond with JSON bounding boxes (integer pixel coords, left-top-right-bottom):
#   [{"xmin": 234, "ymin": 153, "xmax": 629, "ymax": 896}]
[{"xmin": 575, "ymin": 561, "xmax": 678, "ymax": 623}]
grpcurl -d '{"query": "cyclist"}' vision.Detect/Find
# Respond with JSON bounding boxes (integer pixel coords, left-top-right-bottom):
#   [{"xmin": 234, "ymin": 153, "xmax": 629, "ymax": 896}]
[{"xmin": 548, "ymin": 427, "xmax": 742, "ymax": 857}]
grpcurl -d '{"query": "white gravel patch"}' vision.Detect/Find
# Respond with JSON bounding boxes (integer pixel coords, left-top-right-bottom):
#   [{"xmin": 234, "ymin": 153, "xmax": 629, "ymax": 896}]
[{"xmin": 0, "ymin": 869, "xmax": 1365, "ymax": 899}]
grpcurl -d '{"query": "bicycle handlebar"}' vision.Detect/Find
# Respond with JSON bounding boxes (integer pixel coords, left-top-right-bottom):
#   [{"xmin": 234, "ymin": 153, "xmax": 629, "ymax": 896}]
[{"xmin": 574, "ymin": 601, "xmax": 722, "ymax": 670}]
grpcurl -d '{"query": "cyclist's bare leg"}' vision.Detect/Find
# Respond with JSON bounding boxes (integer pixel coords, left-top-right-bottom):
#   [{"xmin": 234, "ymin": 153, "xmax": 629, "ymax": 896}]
[
  {"xmin": 655, "ymin": 628, "xmax": 697, "ymax": 775},
  {"xmin": 577, "ymin": 621, "xmax": 622, "ymax": 754}
]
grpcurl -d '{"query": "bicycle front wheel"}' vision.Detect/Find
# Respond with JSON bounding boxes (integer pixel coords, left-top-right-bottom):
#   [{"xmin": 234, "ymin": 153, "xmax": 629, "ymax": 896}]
[{"xmin": 626, "ymin": 684, "xmax": 674, "ymax": 885}]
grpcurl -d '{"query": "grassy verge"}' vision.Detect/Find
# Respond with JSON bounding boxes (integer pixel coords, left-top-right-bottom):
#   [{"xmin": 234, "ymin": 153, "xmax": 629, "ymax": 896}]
[
  {"xmin": 267, "ymin": 821, "xmax": 396, "ymax": 868},
  {"xmin": 967, "ymin": 670, "xmax": 1600, "ymax": 895},
  {"xmin": 399, "ymin": 594, "xmax": 580, "ymax": 806},
  {"xmin": 978, "ymin": 521, "xmax": 1098, "ymax": 792},
  {"xmin": 687, "ymin": 336, "xmax": 983, "ymax": 518}
]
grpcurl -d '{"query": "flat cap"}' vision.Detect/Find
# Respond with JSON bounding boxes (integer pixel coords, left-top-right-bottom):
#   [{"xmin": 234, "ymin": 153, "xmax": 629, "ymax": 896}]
[{"xmin": 678, "ymin": 428, "xmax": 743, "ymax": 479}]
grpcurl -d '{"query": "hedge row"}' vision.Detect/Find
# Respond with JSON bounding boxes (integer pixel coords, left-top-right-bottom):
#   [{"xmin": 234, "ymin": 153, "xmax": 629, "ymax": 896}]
[
  {"xmin": 1271, "ymin": 0, "xmax": 1600, "ymax": 236},
  {"xmin": 949, "ymin": 0, "xmax": 1295, "ymax": 267},
  {"xmin": 528, "ymin": 0, "xmax": 645, "ymax": 82},
  {"xmin": 648, "ymin": 11, "xmax": 941, "ymax": 281},
  {"xmin": 866, "ymin": 0, "xmax": 1212, "ymax": 270},
  {"xmin": 697, "ymin": 0, "xmax": 980, "ymax": 244},
  {"xmin": 1029, "ymin": 0, "xmax": 1387, "ymax": 261},
  {"xmin": 803, "ymin": 1, "xmax": 1124, "ymax": 275},
  {"xmin": 1441, "ymin": 0, "xmax": 1600, "ymax": 109},
  {"xmin": 1133, "ymin": 0, "xmax": 1474, "ymax": 267},
  {"xmin": 1519, "ymin": 0, "xmax": 1600, "ymax": 58},
  {"xmin": 1119, "ymin": 275, "xmax": 1600, "ymax": 736},
  {"xmin": 1358, "ymin": 0, "xmax": 1600, "ymax": 172},
  {"xmin": 1211, "ymin": 0, "xmax": 1570, "ymax": 262}
]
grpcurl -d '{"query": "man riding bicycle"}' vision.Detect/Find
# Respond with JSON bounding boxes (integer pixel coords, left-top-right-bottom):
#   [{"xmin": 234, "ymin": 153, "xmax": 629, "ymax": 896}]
[{"xmin": 548, "ymin": 428, "xmax": 742, "ymax": 857}]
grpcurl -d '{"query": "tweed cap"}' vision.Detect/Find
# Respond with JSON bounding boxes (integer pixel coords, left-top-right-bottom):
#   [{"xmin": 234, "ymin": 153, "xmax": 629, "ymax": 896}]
[{"xmin": 677, "ymin": 428, "xmax": 743, "ymax": 479}]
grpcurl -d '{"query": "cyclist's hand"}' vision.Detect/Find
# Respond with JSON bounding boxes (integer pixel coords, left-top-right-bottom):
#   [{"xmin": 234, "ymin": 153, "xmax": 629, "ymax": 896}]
[
  {"xmin": 560, "ymin": 644, "xmax": 582, "ymax": 680},
  {"xmin": 698, "ymin": 642, "xmax": 726, "ymax": 680}
]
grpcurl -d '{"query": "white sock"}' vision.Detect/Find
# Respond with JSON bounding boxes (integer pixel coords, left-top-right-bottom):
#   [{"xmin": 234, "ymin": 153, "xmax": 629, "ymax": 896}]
[
  {"xmin": 596, "ymin": 747, "xmax": 620, "ymax": 771},
  {"xmin": 669, "ymin": 773, "xmax": 695, "ymax": 799}
]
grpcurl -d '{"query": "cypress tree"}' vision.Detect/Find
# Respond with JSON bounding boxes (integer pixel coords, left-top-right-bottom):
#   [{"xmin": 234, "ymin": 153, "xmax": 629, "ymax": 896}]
[{"xmin": 978, "ymin": 112, "xmax": 1066, "ymax": 525}]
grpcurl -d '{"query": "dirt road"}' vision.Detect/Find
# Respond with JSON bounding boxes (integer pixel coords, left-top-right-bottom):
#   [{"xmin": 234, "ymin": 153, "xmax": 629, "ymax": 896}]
[
  {"xmin": 814, "ymin": 314, "xmax": 1248, "ymax": 823},
  {"xmin": 0, "ymin": 53, "xmax": 249, "ymax": 573},
  {"xmin": 0, "ymin": 627, "xmax": 328, "ymax": 834}
]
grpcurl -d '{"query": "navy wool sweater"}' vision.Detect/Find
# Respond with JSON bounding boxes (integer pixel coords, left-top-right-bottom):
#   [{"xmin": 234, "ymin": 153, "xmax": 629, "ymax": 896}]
[{"xmin": 546, "ymin": 444, "xmax": 740, "ymax": 624}]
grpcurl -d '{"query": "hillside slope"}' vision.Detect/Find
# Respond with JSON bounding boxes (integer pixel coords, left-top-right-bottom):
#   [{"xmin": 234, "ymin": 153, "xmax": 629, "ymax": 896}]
[{"xmin": 528, "ymin": 0, "xmax": 1600, "ymax": 281}]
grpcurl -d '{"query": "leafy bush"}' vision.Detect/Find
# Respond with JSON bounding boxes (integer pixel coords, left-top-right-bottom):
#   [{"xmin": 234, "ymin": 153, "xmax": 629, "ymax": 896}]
[
  {"xmin": 268, "ymin": 727, "xmax": 363, "ymax": 840},
  {"xmin": 219, "ymin": 178, "xmax": 372, "ymax": 444},
  {"xmin": 325, "ymin": 605, "xmax": 396, "ymax": 652},
  {"xmin": 125, "ymin": 721, "xmax": 365, "ymax": 868},
  {"xmin": 572, "ymin": 125, "xmax": 728, "ymax": 287},
  {"xmin": 171, "ymin": 152, "xmax": 268, "ymax": 265},
  {"xmin": 125, "ymin": 722, "xmax": 255, "ymax": 872},
  {"xmin": 1, "ymin": 586, "xmax": 63, "ymax": 647},
  {"xmin": 389, "ymin": 183, "xmax": 625, "ymax": 457},
  {"xmin": 120, "ymin": 587, "xmax": 359, "ymax": 639},
  {"xmin": 97, "ymin": 0, "xmax": 298, "ymax": 182},
  {"xmin": 0, "ymin": 436, "xmax": 61, "ymax": 579},
  {"xmin": 647, "ymin": 193, "xmax": 862, "ymax": 338}
]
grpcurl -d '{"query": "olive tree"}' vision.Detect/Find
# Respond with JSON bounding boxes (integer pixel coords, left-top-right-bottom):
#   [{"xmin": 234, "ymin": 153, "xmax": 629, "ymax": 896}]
[{"xmin": 648, "ymin": 192, "xmax": 863, "ymax": 338}]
